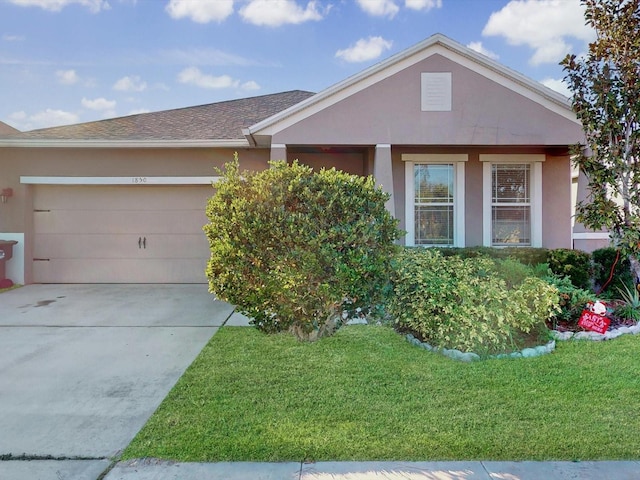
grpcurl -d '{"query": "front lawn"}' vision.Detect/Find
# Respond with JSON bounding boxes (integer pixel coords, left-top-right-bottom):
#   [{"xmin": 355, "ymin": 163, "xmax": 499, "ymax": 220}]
[{"xmin": 123, "ymin": 325, "xmax": 640, "ymax": 462}]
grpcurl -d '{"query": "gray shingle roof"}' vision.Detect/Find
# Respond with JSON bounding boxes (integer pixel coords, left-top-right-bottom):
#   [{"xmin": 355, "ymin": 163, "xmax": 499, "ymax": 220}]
[{"xmin": 10, "ymin": 90, "xmax": 315, "ymax": 141}]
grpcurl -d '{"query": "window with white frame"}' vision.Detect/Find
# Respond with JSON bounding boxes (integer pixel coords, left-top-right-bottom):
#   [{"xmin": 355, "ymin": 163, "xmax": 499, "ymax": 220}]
[
  {"xmin": 491, "ymin": 164, "xmax": 531, "ymax": 245},
  {"xmin": 403, "ymin": 154, "xmax": 466, "ymax": 247},
  {"xmin": 481, "ymin": 154, "xmax": 544, "ymax": 247}
]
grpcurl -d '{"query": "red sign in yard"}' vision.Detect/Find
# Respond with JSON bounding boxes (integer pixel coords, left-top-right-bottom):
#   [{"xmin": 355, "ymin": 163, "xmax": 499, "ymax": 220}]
[{"xmin": 578, "ymin": 309, "xmax": 611, "ymax": 334}]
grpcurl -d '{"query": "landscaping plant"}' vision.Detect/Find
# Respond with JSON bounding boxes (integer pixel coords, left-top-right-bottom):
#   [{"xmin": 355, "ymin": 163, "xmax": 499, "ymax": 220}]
[
  {"xmin": 203, "ymin": 155, "xmax": 402, "ymax": 341},
  {"xmin": 547, "ymin": 248, "xmax": 592, "ymax": 290},
  {"xmin": 614, "ymin": 283, "xmax": 640, "ymax": 322},
  {"xmin": 388, "ymin": 249, "xmax": 559, "ymax": 355}
]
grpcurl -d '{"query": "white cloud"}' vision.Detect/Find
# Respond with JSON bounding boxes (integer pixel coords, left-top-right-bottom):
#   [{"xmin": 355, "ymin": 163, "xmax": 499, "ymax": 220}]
[
  {"xmin": 178, "ymin": 67, "xmax": 239, "ymax": 89},
  {"xmin": 240, "ymin": 0, "xmax": 324, "ymax": 27},
  {"xmin": 2, "ymin": 34, "xmax": 25, "ymax": 41},
  {"xmin": 241, "ymin": 80, "xmax": 261, "ymax": 91},
  {"xmin": 9, "ymin": 109, "xmax": 79, "ymax": 130},
  {"xmin": 165, "ymin": 0, "xmax": 234, "ymax": 23},
  {"xmin": 482, "ymin": 0, "xmax": 594, "ymax": 66},
  {"xmin": 56, "ymin": 69, "xmax": 80, "ymax": 85},
  {"xmin": 82, "ymin": 97, "xmax": 116, "ymax": 111},
  {"xmin": 335, "ymin": 36, "xmax": 393, "ymax": 63},
  {"xmin": 405, "ymin": 0, "xmax": 441, "ymax": 11},
  {"xmin": 160, "ymin": 48, "xmax": 257, "ymax": 67},
  {"xmin": 356, "ymin": 0, "xmax": 399, "ymax": 18},
  {"xmin": 113, "ymin": 75, "xmax": 147, "ymax": 92},
  {"xmin": 467, "ymin": 41, "xmax": 499, "ymax": 60},
  {"xmin": 541, "ymin": 77, "xmax": 572, "ymax": 98},
  {"xmin": 7, "ymin": 0, "xmax": 110, "ymax": 13}
]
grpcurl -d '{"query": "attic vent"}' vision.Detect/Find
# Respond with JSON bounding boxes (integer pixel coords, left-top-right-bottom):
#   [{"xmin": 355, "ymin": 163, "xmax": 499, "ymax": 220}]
[{"xmin": 421, "ymin": 72, "xmax": 452, "ymax": 112}]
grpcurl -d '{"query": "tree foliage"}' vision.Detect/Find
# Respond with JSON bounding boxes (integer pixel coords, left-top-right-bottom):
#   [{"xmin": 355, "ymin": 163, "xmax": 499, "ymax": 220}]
[
  {"xmin": 561, "ymin": 0, "xmax": 640, "ymax": 283},
  {"xmin": 203, "ymin": 155, "xmax": 402, "ymax": 341}
]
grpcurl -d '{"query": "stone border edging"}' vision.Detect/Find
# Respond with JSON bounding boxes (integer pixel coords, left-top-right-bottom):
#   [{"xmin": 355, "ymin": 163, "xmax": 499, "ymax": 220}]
[
  {"xmin": 551, "ymin": 323, "xmax": 640, "ymax": 341},
  {"xmin": 405, "ymin": 333, "xmax": 555, "ymax": 362},
  {"xmin": 405, "ymin": 321, "xmax": 640, "ymax": 362}
]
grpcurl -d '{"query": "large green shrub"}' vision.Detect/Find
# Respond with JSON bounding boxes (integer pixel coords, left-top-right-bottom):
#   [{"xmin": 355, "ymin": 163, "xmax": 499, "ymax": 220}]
[
  {"xmin": 547, "ymin": 248, "xmax": 592, "ymax": 290},
  {"xmin": 204, "ymin": 156, "xmax": 402, "ymax": 341},
  {"xmin": 388, "ymin": 249, "xmax": 559, "ymax": 355}
]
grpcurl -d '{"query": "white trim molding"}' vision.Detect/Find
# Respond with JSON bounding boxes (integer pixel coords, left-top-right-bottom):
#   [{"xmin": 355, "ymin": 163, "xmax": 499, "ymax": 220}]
[
  {"xmin": 20, "ymin": 176, "xmax": 221, "ymax": 185},
  {"xmin": 403, "ymin": 153, "xmax": 467, "ymax": 247},
  {"xmin": 573, "ymin": 232, "xmax": 611, "ymax": 240},
  {"xmin": 481, "ymin": 154, "xmax": 544, "ymax": 247}
]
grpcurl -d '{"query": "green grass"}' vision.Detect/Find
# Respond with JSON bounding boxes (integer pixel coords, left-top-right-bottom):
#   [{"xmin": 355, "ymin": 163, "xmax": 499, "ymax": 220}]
[{"xmin": 123, "ymin": 325, "xmax": 640, "ymax": 462}]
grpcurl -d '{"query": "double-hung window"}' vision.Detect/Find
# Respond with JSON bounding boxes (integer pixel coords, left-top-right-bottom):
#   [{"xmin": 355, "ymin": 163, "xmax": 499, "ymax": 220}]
[
  {"xmin": 403, "ymin": 154, "xmax": 467, "ymax": 247},
  {"xmin": 481, "ymin": 154, "xmax": 544, "ymax": 247}
]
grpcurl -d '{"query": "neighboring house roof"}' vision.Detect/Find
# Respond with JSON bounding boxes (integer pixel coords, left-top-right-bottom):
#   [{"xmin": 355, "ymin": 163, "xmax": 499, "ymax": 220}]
[
  {"xmin": 0, "ymin": 121, "xmax": 19, "ymax": 135},
  {"xmin": 245, "ymin": 33, "xmax": 579, "ymax": 144},
  {"xmin": 0, "ymin": 90, "xmax": 314, "ymax": 147}
]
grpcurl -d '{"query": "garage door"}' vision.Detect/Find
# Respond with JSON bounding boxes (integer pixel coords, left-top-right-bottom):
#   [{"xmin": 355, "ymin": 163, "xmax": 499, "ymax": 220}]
[{"xmin": 33, "ymin": 185, "xmax": 213, "ymax": 283}]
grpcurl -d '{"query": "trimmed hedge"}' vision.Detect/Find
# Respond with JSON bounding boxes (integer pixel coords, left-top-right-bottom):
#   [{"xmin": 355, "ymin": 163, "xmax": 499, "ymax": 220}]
[
  {"xmin": 547, "ymin": 248, "xmax": 592, "ymax": 290},
  {"xmin": 591, "ymin": 247, "xmax": 634, "ymax": 296}
]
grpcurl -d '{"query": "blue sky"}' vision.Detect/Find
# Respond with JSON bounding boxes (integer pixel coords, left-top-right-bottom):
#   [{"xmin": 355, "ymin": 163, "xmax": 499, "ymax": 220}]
[{"xmin": 0, "ymin": 0, "xmax": 594, "ymax": 131}]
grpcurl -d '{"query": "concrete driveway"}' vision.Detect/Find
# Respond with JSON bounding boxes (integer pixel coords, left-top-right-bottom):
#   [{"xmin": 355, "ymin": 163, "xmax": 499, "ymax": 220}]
[{"xmin": 0, "ymin": 284, "xmax": 235, "ymax": 479}]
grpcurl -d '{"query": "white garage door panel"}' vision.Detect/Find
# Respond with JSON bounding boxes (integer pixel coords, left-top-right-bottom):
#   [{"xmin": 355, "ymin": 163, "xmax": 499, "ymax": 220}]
[
  {"xmin": 33, "ymin": 185, "xmax": 214, "ymax": 283},
  {"xmin": 34, "ymin": 258, "xmax": 208, "ymax": 284},
  {"xmin": 34, "ymin": 234, "xmax": 209, "ymax": 259}
]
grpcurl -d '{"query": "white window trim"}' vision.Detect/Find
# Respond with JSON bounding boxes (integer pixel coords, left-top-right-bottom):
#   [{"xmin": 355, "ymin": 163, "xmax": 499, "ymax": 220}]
[
  {"xmin": 480, "ymin": 154, "xmax": 544, "ymax": 247},
  {"xmin": 403, "ymin": 154, "xmax": 467, "ymax": 247}
]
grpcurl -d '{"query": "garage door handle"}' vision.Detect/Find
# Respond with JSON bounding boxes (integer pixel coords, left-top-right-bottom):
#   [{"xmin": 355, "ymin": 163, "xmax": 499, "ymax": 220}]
[
  {"xmin": 143, "ymin": 237, "xmax": 146, "ymax": 249},
  {"xmin": 138, "ymin": 237, "xmax": 142, "ymax": 249}
]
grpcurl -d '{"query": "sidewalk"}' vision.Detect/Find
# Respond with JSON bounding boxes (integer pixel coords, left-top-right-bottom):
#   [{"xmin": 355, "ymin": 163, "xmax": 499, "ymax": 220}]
[{"xmin": 104, "ymin": 459, "xmax": 640, "ymax": 480}]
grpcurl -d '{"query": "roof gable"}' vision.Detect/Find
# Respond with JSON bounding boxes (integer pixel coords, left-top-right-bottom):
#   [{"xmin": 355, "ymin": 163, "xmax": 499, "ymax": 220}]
[{"xmin": 246, "ymin": 34, "xmax": 579, "ymax": 143}]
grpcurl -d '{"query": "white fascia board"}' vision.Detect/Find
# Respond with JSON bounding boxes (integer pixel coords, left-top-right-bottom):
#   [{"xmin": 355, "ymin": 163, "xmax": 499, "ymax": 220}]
[
  {"xmin": 0, "ymin": 139, "xmax": 249, "ymax": 148},
  {"xmin": 21, "ymin": 176, "xmax": 221, "ymax": 185},
  {"xmin": 246, "ymin": 34, "xmax": 578, "ymax": 137}
]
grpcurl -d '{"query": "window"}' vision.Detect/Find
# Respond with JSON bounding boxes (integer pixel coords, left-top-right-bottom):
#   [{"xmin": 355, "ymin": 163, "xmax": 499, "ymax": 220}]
[
  {"xmin": 415, "ymin": 164, "xmax": 454, "ymax": 245},
  {"xmin": 481, "ymin": 154, "xmax": 544, "ymax": 247},
  {"xmin": 403, "ymin": 154, "xmax": 466, "ymax": 247},
  {"xmin": 491, "ymin": 164, "xmax": 531, "ymax": 245}
]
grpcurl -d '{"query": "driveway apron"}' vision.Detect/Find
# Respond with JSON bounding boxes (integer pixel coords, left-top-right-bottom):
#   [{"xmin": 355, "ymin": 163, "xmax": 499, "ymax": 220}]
[{"xmin": 0, "ymin": 284, "xmax": 234, "ymax": 477}]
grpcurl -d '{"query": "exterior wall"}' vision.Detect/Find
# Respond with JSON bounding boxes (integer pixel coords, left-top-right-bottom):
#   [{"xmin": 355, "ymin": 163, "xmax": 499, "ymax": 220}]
[
  {"xmin": 542, "ymin": 155, "xmax": 573, "ymax": 249},
  {"xmin": 572, "ymin": 169, "xmax": 612, "ymax": 252},
  {"xmin": 0, "ymin": 146, "xmax": 270, "ymax": 283},
  {"xmin": 271, "ymin": 54, "xmax": 583, "ymax": 147}
]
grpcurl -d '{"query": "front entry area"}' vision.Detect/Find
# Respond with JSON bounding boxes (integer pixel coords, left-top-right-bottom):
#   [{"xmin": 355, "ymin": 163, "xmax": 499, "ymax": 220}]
[{"xmin": 32, "ymin": 184, "xmax": 213, "ymax": 283}]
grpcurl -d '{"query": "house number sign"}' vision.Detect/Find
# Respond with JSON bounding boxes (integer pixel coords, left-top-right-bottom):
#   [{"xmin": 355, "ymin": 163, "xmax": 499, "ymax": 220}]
[{"xmin": 132, "ymin": 177, "xmax": 148, "ymax": 184}]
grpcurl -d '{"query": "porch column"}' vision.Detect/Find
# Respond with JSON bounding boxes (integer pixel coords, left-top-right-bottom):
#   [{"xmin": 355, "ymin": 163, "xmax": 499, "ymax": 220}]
[
  {"xmin": 374, "ymin": 144, "xmax": 395, "ymax": 217},
  {"xmin": 270, "ymin": 143, "xmax": 287, "ymax": 162}
]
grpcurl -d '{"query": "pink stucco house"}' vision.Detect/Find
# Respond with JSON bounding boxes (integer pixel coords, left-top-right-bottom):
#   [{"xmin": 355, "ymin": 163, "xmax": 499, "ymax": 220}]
[{"xmin": 0, "ymin": 34, "xmax": 592, "ymax": 284}]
